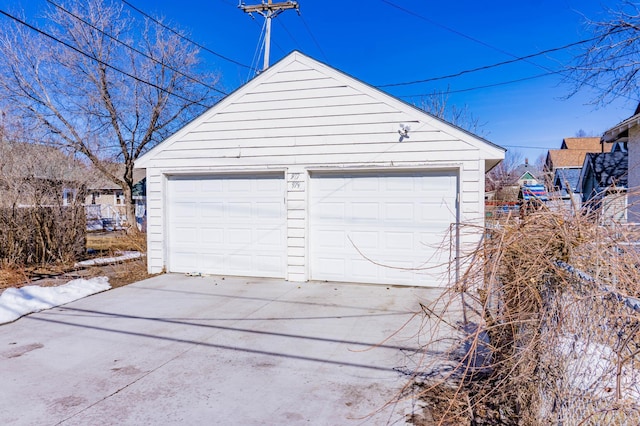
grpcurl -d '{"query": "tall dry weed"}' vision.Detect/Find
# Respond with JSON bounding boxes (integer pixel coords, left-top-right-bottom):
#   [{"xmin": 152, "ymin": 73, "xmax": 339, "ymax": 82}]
[{"xmin": 409, "ymin": 194, "xmax": 640, "ymax": 425}]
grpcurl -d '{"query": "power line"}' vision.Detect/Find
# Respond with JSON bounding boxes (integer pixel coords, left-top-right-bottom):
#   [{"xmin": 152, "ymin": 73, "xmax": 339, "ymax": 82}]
[
  {"xmin": 45, "ymin": 0, "xmax": 227, "ymax": 96},
  {"xmin": 299, "ymin": 12, "xmax": 329, "ymax": 63},
  {"xmin": 380, "ymin": 0, "xmax": 570, "ymax": 84},
  {"xmin": 120, "ymin": 0, "xmax": 256, "ymax": 71},
  {"xmin": 379, "ymin": 0, "xmax": 637, "ymax": 102},
  {"xmin": 377, "ymin": 36, "xmax": 599, "ymax": 88},
  {"xmin": 276, "ymin": 17, "xmax": 301, "ymax": 50},
  {"xmin": 0, "ymin": 9, "xmax": 212, "ymax": 108},
  {"xmin": 501, "ymin": 145, "xmax": 552, "ymax": 150},
  {"xmin": 381, "ymin": 0, "xmax": 523, "ymax": 62},
  {"xmin": 247, "ymin": 17, "xmax": 267, "ymax": 81},
  {"xmin": 400, "ymin": 71, "xmax": 560, "ymax": 97}
]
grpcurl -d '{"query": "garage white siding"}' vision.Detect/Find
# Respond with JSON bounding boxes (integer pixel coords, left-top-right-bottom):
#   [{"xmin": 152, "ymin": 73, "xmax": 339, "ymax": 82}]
[
  {"xmin": 136, "ymin": 51, "xmax": 505, "ymax": 286},
  {"xmin": 167, "ymin": 174, "xmax": 286, "ymax": 278},
  {"xmin": 310, "ymin": 171, "xmax": 457, "ymax": 286}
]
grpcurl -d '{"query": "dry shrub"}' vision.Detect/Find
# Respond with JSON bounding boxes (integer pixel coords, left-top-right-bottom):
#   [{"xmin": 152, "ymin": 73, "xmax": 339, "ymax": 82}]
[
  {"xmin": 408, "ymin": 194, "xmax": 640, "ymax": 425},
  {"xmin": 0, "ymin": 263, "xmax": 28, "ymax": 290},
  {"xmin": 0, "ymin": 205, "xmax": 86, "ymax": 266}
]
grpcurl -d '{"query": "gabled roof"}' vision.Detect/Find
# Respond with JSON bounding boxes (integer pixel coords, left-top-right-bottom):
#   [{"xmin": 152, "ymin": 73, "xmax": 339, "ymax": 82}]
[
  {"xmin": 561, "ymin": 137, "xmax": 607, "ymax": 151},
  {"xmin": 603, "ymin": 107, "xmax": 640, "ymax": 142},
  {"xmin": 136, "ymin": 51, "xmax": 505, "ymax": 170},
  {"xmin": 581, "ymin": 151, "xmax": 628, "ymax": 191},
  {"xmin": 87, "ymin": 164, "xmax": 146, "ymax": 191},
  {"xmin": 547, "ymin": 149, "xmax": 589, "ymax": 169},
  {"xmin": 0, "ymin": 141, "xmax": 88, "ymax": 183},
  {"xmin": 511, "ymin": 162, "xmax": 538, "ymax": 183},
  {"xmin": 520, "ymin": 171, "xmax": 536, "ymax": 181},
  {"xmin": 553, "ymin": 167, "xmax": 581, "ymax": 193}
]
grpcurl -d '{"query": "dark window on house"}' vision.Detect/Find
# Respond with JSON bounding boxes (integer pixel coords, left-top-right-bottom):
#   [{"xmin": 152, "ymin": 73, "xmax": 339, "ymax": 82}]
[{"xmin": 115, "ymin": 191, "xmax": 125, "ymax": 206}]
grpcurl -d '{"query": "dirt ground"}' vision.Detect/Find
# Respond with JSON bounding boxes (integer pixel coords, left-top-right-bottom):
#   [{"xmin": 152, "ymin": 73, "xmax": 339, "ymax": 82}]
[
  {"xmin": 0, "ymin": 257, "xmax": 154, "ymax": 294},
  {"xmin": 0, "ymin": 231, "xmax": 154, "ymax": 294}
]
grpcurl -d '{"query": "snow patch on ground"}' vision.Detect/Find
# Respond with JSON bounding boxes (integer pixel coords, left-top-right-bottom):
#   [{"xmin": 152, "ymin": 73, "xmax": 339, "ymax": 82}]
[
  {"xmin": 557, "ymin": 334, "xmax": 640, "ymax": 400},
  {"xmin": 74, "ymin": 251, "xmax": 142, "ymax": 267},
  {"xmin": 0, "ymin": 277, "xmax": 111, "ymax": 325}
]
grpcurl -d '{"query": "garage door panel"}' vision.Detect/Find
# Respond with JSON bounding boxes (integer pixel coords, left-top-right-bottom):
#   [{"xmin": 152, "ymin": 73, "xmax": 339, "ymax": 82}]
[
  {"xmin": 350, "ymin": 231, "xmax": 379, "ymax": 249},
  {"xmin": 167, "ymin": 174, "xmax": 286, "ymax": 278},
  {"xmin": 201, "ymin": 202, "xmax": 223, "ymax": 218},
  {"xmin": 173, "ymin": 227, "xmax": 198, "ymax": 244},
  {"xmin": 201, "ymin": 179, "xmax": 223, "ymax": 192},
  {"xmin": 257, "ymin": 178, "xmax": 282, "ymax": 191},
  {"xmin": 256, "ymin": 228, "xmax": 284, "ymax": 247},
  {"xmin": 385, "ymin": 232, "xmax": 413, "ymax": 250},
  {"xmin": 227, "ymin": 201, "xmax": 252, "ymax": 218},
  {"xmin": 173, "ymin": 202, "xmax": 197, "ymax": 219},
  {"xmin": 352, "ymin": 178, "xmax": 379, "ymax": 191},
  {"xmin": 227, "ymin": 179, "xmax": 252, "ymax": 192},
  {"xmin": 228, "ymin": 228, "xmax": 252, "ymax": 244},
  {"xmin": 315, "ymin": 229, "xmax": 347, "ymax": 249},
  {"xmin": 310, "ymin": 171, "xmax": 457, "ymax": 286},
  {"xmin": 171, "ymin": 179, "xmax": 198, "ymax": 193},
  {"xmin": 352, "ymin": 203, "xmax": 379, "ymax": 220},
  {"xmin": 256, "ymin": 202, "xmax": 282, "ymax": 219},
  {"xmin": 385, "ymin": 203, "xmax": 414, "ymax": 221},
  {"xmin": 352, "ymin": 259, "xmax": 378, "ymax": 280},
  {"xmin": 172, "ymin": 251, "xmax": 198, "ymax": 269}
]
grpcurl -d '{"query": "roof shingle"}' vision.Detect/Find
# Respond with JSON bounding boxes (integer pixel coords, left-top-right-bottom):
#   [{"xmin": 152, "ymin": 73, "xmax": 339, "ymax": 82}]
[{"xmin": 561, "ymin": 137, "xmax": 609, "ymax": 151}]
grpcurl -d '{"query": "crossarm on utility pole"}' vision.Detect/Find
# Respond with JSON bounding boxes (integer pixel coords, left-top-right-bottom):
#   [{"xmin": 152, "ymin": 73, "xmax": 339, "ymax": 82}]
[
  {"xmin": 239, "ymin": 1, "xmax": 299, "ymax": 14},
  {"xmin": 239, "ymin": 0, "xmax": 300, "ymax": 70}
]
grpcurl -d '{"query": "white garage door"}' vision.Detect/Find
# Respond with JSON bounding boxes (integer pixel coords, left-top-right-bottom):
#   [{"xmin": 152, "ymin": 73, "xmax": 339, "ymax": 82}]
[
  {"xmin": 310, "ymin": 170, "xmax": 458, "ymax": 286},
  {"xmin": 167, "ymin": 174, "xmax": 286, "ymax": 278}
]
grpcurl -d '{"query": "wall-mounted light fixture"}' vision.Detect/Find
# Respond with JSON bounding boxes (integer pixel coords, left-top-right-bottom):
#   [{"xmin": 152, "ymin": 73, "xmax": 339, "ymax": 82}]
[{"xmin": 398, "ymin": 124, "xmax": 410, "ymax": 141}]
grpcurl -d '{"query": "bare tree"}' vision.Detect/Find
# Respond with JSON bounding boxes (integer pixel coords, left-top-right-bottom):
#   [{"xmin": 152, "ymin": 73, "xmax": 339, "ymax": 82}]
[
  {"xmin": 418, "ymin": 88, "xmax": 488, "ymax": 137},
  {"xmin": 0, "ymin": 0, "xmax": 219, "ymax": 227},
  {"xmin": 485, "ymin": 150, "xmax": 525, "ymax": 200},
  {"xmin": 567, "ymin": 0, "xmax": 640, "ymax": 105}
]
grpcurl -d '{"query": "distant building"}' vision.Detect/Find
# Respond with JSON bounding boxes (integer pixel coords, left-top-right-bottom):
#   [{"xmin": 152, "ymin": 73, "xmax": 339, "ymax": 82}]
[
  {"xmin": 84, "ymin": 165, "xmax": 146, "ymax": 230},
  {"xmin": 544, "ymin": 137, "xmax": 613, "ymax": 210},
  {"xmin": 603, "ymin": 106, "xmax": 640, "ymax": 222},
  {"xmin": 578, "ymin": 151, "xmax": 628, "ymax": 223}
]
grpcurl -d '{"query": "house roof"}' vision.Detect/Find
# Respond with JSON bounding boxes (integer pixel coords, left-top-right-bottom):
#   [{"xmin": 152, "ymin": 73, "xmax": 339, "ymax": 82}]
[
  {"xmin": 135, "ymin": 51, "xmax": 506, "ymax": 170},
  {"xmin": 561, "ymin": 137, "xmax": 608, "ymax": 151},
  {"xmin": 511, "ymin": 162, "xmax": 538, "ymax": 183},
  {"xmin": 581, "ymin": 151, "xmax": 628, "ymax": 190},
  {"xmin": 86, "ymin": 164, "xmax": 145, "ymax": 191},
  {"xmin": 553, "ymin": 167, "xmax": 581, "ymax": 193},
  {"xmin": 603, "ymin": 107, "xmax": 640, "ymax": 142},
  {"xmin": 547, "ymin": 149, "xmax": 590, "ymax": 169},
  {"xmin": 0, "ymin": 141, "xmax": 88, "ymax": 183}
]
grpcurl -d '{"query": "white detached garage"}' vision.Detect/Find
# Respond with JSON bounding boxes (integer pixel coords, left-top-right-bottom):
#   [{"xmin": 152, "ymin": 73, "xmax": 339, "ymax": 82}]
[{"xmin": 136, "ymin": 51, "xmax": 505, "ymax": 287}]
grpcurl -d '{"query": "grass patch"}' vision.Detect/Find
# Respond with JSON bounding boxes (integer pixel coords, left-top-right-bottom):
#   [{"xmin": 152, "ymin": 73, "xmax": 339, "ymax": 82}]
[{"xmin": 86, "ymin": 231, "xmax": 146, "ymax": 254}]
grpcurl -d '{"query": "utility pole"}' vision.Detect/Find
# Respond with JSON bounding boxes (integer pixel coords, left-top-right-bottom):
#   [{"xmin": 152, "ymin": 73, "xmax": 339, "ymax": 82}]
[{"xmin": 239, "ymin": 0, "xmax": 299, "ymax": 71}]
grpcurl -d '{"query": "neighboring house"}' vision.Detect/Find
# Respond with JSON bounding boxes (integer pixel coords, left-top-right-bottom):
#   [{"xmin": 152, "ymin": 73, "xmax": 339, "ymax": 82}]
[
  {"xmin": 135, "ymin": 51, "xmax": 505, "ymax": 287},
  {"xmin": 489, "ymin": 159, "xmax": 540, "ymax": 204},
  {"xmin": 513, "ymin": 159, "xmax": 540, "ymax": 187},
  {"xmin": 603, "ymin": 106, "xmax": 640, "ymax": 222},
  {"xmin": 84, "ymin": 166, "xmax": 146, "ymax": 230},
  {"xmin": 578, "ymin": 151, "xmax": 628, "ymax": 223},
  {"xmin": 0, "ymin": 141, "xmax": 87, "ymax": 208},
  {"xmin": 559, "ymin": 136, "xmax": 608, "ymax": 152},
  {"xmin": 545, "ymin": 137, "xmax": 612, "ymax": 209}
]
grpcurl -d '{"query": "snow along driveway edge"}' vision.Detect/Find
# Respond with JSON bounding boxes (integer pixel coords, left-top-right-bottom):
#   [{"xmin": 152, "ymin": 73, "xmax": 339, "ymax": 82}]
[{"xmin": 0, "ymin": 277, "xmax": 111, "ymax": 325}]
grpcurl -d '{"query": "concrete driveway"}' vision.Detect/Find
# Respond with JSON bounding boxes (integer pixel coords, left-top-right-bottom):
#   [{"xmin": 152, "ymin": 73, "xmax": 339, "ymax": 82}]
[{"xmin": 0, "ymin": 274, "xmax": 445, "ymax": 425}]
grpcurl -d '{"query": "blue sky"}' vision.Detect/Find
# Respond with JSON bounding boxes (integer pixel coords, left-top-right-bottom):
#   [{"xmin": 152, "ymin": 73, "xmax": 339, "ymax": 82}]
[{"xmin": 5, "ymin": 0, "xmax": 637, "ymax": 162}]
